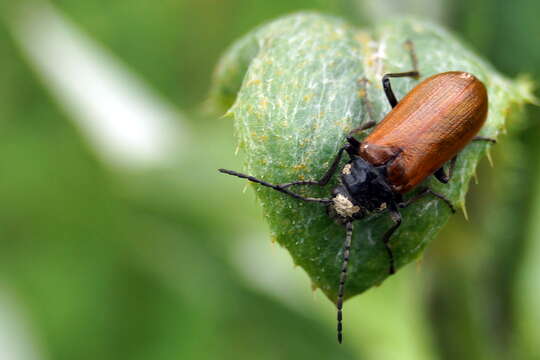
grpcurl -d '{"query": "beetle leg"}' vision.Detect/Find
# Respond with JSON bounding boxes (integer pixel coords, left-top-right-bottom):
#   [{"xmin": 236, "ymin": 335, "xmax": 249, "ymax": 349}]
[
  {"xmin": 473, "ymin": 136, "xmax": 497, "ymax": 144},
  {"xmin": 346, "ymin": 136, "xmax": 361, "ymax": 150},
  {"xmin": 434, "ymin": 155, "xmax": 457, "ymax": 184},
  {"xmin": 434, "ymin": 167, "xmax": 449, "ymax": 183},
  {"xmin": 404, "ymin": 39, "xmax": 419, "ymax": 75},
  {"xmin": 278, "ymin": 144, "xmax": 350, "ymax": 188},
  {"xmin": 382, "ymin": 72, "xmax": 420, "ymax": 108},
  {"xmin": 337, "ymin": 221, "xmax": 353, "ymax": 344},
  {"xmin": 348, "ymin": 120, "xmax": 377, "ymax": 138},
  {"xmin": 434, "ymin": 135, "xmax": 495, "ymax": 185},
  {"xmin": 382, "ymin": 207, "xmax": 402, "ymax": 275},
  {"xmin": 351, "ymin": 77, "xmax": 377, "ymax": 134},
  {"xmin": 399, "ymin": 187, "xmax": 456, "ymax": 213},
  {"xmin": 382, "ymin": 40, "xmax": 421, "ymax": 108},
  {"xmin": 218, "ymin": 169, "xmax": 332, "ymax": 203}
]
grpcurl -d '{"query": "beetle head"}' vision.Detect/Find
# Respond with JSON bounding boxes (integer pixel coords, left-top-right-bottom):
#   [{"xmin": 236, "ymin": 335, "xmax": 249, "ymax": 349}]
[{"xmin": 330, "ymin": 157, "xmax": 395, "ymax": 221}]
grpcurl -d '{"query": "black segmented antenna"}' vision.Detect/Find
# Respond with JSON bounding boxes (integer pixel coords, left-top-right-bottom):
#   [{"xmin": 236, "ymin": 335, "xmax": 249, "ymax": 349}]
[
  {"xmin": 337, "ymin": 221, "xmax": 353, "ymax": 344},
  {"xmin": 217, "ymin": 168, "xmax": 332, "ymax": 203}
]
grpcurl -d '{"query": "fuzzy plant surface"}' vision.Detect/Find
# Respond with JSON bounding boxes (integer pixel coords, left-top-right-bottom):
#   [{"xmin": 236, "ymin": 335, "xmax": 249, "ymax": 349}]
[{"xmin": 210, "ymin": 12, "xmax": 533, "ymax": 302}]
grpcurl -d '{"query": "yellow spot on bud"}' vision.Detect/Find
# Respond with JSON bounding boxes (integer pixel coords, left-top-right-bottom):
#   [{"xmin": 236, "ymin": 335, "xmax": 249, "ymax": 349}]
[
  {"xmin": 247, "ymin": 79, "xmax": 262, "ymax": 86},
  {"xmin": 355, "ymin": 31, "xmax": 371, "ymax": 45},
  {"xmin": 303, "ymin": 93, "xmax": 314, "ymax": 102}
]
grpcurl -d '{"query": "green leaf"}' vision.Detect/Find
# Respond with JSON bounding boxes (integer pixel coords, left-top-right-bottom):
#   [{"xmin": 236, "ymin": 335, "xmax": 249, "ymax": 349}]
[{"xmin": 210, "ymin": 12, "xmax": 533, "ymax": 302}]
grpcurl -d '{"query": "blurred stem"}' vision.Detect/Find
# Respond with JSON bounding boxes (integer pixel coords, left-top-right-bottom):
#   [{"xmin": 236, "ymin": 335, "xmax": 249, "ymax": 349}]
[
  {"xmin": 513, "ymin": 110, "xmax": 540, "ymax": 359},
  {"xmin": 425, "ymin": 112, "xmax": 532, "ymax": 360}
]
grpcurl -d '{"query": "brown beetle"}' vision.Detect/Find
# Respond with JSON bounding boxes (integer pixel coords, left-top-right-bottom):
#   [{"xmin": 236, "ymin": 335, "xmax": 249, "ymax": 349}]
[{"xmin": 218, "ymin": 41, "xmax": 494, "ymax": 344}]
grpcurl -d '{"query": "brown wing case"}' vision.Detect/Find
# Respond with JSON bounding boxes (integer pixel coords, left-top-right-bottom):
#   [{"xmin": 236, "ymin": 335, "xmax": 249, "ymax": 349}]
[{"xmin": 359, "ymin": 71, "xmax": 488, "ymax": 193}]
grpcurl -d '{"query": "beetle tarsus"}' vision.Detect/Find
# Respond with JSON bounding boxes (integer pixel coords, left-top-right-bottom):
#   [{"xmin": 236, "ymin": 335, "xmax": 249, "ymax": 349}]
[
  {"xmin": 348, "ymin": 120, "xmax": 377, "ymax": 138},
  {"xmin": 404, "ymin": 39, "xmax": 420, "ymax": 77},
  {"xmin": 356, "ymin": 77, "xmax": 377, "ymax": 127},
  {"xmin": 400, "ymin": 187, "xmax": 456, "ymax": 213},
  {"xmin": 428, "ymin": 189, "xmax": 456, "ymax": 213},
  {"xmin": 473, "ymin": 136, "xmax": 497, "ymax": 144}
]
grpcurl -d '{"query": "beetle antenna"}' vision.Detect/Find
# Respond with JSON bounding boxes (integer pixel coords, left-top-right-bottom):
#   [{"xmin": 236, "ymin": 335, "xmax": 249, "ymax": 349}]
[
  {"xmin": 337, "ymin": 221, "xmax": 353, "ymax": 344},
  {"xmin": 218, "ymin": 168, "xmax": 332, "ymax": 203}
]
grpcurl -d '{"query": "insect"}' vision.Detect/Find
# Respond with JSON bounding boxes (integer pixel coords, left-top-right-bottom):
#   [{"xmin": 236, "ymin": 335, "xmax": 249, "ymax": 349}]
[{"xmin": 218, "ymin": 40, "xmax": 494, "ymax": 344}]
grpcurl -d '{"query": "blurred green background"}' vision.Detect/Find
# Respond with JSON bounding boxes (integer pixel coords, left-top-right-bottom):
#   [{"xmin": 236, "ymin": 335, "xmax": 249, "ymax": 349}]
[{"xmin": 0, "ymin": 0, "xmax": 538, "ymax": 359}]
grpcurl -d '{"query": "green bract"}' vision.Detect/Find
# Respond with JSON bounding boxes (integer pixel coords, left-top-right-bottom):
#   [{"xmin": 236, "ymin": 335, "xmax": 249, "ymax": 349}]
[{"xmin": 210, "ymin": 12, "xmax": 533, "ymax": 301}]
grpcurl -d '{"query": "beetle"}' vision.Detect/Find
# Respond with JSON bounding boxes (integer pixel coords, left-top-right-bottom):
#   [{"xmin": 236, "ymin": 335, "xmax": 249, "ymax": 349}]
[{"xmin": 218, "ymin": 40, "xmax": 494, "ymax": 344}]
